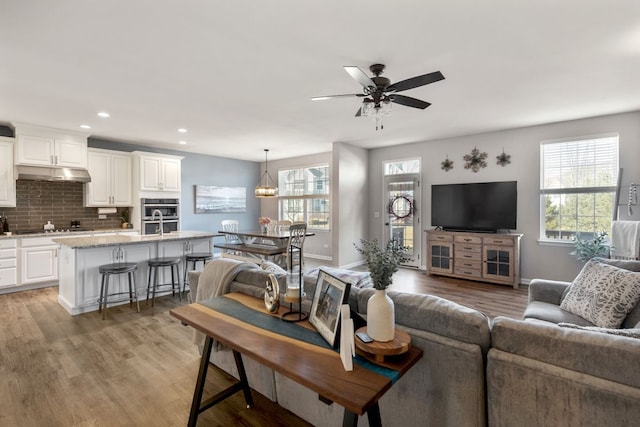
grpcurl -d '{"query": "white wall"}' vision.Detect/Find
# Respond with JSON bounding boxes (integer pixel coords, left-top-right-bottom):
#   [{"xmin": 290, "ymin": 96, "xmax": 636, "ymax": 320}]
[
  {"xmin": 368, "ymin": 111, "xmax": 640, "ymax": 282},
  {"xmin": 333, "ymin": 142, "xmax": 368, "ymax": 267}
]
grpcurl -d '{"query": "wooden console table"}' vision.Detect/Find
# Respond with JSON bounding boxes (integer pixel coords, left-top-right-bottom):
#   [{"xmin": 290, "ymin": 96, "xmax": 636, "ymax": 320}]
[
  {"xmin": 425, "ymin": 230, "xmax": 523, "ymax": 288},
  {"xmin": 170, "ymin": 293, "xmax": 423, "ymax": 426}
]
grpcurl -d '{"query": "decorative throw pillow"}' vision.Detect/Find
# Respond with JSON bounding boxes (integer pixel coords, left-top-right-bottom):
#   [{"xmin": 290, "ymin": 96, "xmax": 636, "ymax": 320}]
[
  {"xmin": 559, "ymin": 323, "xmax": 640, "ymax": 339},
  {"xmin": 260, "ymin": 260, "xmax": 287, "ymax": 276},
  {"xmin": 560, "ymin": 260, "xmax": 640, "ymax": 328}
]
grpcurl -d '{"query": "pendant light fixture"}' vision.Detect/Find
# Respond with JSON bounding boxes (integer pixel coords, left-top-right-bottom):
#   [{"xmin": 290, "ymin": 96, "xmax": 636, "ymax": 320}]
[{"xmin": 255, "ymin": 148, "xmax": 278, "ymax": 198}]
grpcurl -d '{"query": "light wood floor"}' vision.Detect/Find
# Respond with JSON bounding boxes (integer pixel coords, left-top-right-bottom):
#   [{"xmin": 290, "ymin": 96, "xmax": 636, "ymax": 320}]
[{"xmin": 0, "ymin": 269, "xmax": 527, "ymax": 426}]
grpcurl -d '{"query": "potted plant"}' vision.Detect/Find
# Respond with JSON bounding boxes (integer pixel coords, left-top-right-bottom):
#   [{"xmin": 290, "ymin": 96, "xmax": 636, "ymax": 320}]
[
  {"xmin": 571, "ymin": 231, "xmax": 610, "ymax": 262},
  {"xmin": 354, "ymin": 238, "xmax": 408, "ymax": 341},
  {"xmin": 119, "ymin": 209, "xmax": 130, "ymax": 229}
]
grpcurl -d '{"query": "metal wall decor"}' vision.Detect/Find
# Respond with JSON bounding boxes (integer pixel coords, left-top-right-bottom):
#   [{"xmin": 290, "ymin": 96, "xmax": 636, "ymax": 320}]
[
  {"xmin": 441, "ymin": 155, "xmax": 454, "ymax": 171},
  {"xmin": 463, "ymin": 147, "xmax": 488, "ymax": 173},
  {"xmin": 496, "ymin": 149, "xmax": 511, "ymax": 167},
  {"xmin": 388, "ymin": 194, "xmax": 415, "ymax": 219}
]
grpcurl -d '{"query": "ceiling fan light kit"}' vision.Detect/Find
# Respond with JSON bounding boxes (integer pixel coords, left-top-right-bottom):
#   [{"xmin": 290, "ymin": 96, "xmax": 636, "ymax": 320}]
[
  {"xmin": 312, "ymin": 63, "xmax": 444, "ymax": 130},
  {"xmin": 255, "ymin": 149, "xmax": 278, "ymax": 198}
]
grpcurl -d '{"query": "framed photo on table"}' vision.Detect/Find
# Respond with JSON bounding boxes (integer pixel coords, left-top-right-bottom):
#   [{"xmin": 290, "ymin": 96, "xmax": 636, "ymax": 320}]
[{"xmin": 309, "ymin": 270, "xmax": 351, "ymax": 348}]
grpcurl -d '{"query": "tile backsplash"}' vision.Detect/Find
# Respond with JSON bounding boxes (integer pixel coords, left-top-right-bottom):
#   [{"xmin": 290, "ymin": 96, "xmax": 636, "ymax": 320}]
[{"xmin": 1, "ymin": 180, "xmax": 128, "ymax": 232}]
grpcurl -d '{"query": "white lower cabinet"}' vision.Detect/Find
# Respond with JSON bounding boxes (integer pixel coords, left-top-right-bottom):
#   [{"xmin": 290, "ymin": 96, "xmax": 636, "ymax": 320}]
[
  {"xmin": 58, "ymin": 243, "xmax": 154, "ymax": 314},
  {"xmin": 0, "ymin": 239, "xmax": 18, "ymax": 289},
  {"xmin": 157, "ymin": 238, "xmax": 212, "ymax": 284},
  {"xmin": 57, "ymin": 237, "xmax": 213, "ymax": 315},
  {"xmin": 21, "ymin": 238, "xmax": 58, "ymax": 285}
]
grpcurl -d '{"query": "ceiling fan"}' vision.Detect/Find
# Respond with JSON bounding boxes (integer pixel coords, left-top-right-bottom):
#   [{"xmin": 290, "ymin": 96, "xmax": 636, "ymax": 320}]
[{"xmin": 312, "ymin": 64, "xmax": 445, "ymax": 130}]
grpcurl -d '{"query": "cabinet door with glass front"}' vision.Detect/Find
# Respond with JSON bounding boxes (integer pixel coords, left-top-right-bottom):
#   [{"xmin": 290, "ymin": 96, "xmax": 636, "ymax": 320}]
[
  {"xmin": 428, "ymin": 241, "xmax": 453, "ymax": 274},
  {"xmin": 482, "ymin": 245, "xmax": 514, "ymax": 283}
]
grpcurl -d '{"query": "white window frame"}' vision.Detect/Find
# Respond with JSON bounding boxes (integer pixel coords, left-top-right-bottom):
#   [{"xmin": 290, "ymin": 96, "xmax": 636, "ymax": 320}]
[
  {"xmin": 278, "ymin": 163, "xmax": 330, "ymax": 231},
  {"xmin": 539, "ymin": 133, "xmax": 619, "ymax": 243}
]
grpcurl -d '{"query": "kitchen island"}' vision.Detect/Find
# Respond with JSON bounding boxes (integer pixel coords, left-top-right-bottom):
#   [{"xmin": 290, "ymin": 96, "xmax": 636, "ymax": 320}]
[{"xmin": 53, "ymin": 231, "xmax": 220, "ymax": 315}]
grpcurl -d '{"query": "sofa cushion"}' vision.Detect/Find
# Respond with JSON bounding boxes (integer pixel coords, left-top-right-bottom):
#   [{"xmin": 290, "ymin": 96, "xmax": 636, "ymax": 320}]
[
  {"xmin": 305, "ymin": 266, "xmax": 373, "ymax": 289},
  {"xmin": 560, "ymin": 259, "xmax": 640, "ymax": 328},
  {"xmin": 559, "ymin": 322, "xmax": 640, "ymax": 338},
  {"xmin": 523, "ymin": 301, "xmax": 594, "ymax": 326},
  {"xmin": 260, "ymin": 260, "xmax": 287, "ymax": 276}
]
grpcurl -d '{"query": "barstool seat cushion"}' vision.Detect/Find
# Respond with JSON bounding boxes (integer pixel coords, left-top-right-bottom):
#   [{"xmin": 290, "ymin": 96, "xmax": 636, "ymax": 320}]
[
  {"xmin": 186, "ymin": 252, "xmax": 213, "ymax": 260},
  {"xmin": 99, "ymin": 262, "xmax": 138, "ymax": 273},
  {"xmin": 148, "ymin": 257, "xmax": 180, "ymax": 266}
]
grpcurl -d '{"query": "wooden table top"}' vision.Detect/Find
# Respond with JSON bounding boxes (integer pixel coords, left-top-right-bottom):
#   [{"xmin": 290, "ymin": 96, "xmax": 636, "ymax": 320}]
[
  {"xmin": 218, "ymin": 229, "xmax": 315, "ymax": 240},
  {"xmin": 170, "ymin": 293, "xmax": 422, "ymax": 416}
]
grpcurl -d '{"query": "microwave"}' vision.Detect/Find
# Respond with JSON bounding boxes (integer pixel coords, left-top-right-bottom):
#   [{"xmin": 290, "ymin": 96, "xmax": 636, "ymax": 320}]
[{"xmin": 141, "ymin": 198, "xmax": 179, "ymax": 220}]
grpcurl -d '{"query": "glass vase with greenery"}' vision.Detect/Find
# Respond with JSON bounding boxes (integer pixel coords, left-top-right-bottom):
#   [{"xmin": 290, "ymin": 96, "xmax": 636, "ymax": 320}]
[
  {"xmin": 571, "ymin": 231, "xmax": 610, "ymax": 263},
  {"xmin": 354, "ymin": 238, "xmax": 409, "ymax": 290}
]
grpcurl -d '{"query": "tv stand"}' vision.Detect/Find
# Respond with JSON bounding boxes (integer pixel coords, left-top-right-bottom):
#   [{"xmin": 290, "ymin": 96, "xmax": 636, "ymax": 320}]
[{"xmin": 425, "ymin": 230, "xmax": 522, "ymax": 289}]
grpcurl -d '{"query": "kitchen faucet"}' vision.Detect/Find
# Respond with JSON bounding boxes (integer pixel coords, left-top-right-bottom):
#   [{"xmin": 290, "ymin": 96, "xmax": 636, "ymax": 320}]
[{"xmin": 152, "ymin": 209, "xmax": 164, "ymax": 236}]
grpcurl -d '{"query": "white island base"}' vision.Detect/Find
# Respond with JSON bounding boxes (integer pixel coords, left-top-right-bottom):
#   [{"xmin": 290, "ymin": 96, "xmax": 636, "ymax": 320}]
[{"xmin": 54, "ymin": 232, "xmax": 217, "ymax": 315}]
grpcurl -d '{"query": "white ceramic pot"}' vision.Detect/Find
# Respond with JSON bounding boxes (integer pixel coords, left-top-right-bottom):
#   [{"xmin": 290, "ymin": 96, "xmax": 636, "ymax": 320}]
[{"xmin": 366, "ymin": 289, "xmax": 395, "ymax": 342}]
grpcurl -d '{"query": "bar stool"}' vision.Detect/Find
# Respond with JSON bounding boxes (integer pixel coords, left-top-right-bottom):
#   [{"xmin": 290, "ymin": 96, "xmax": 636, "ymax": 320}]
[
  {"xmin": 183, "ymin": 252, "xmax": 213, "ymax": 301},
  {"xmin": 146, "ymin": 257, "xmax": 181, "ymax": 307},
  {"xmin": 97, "ymin": 262, "xmax": 139, "ymax": 320}
]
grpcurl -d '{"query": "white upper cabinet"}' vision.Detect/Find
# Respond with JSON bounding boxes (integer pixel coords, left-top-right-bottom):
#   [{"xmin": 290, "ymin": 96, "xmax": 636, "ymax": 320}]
[
  {"xmin": 0, "ymin": 137, "xmax": 16, "ymax": 207},
  {"xmin": 14, "ymin": 123, "xmax": 88, "ymax": 168},
  {"xmin": 85, "ymin": 148, "xmax": 132, "ymax": 207},
  {"xmin": 133, "ymin": 151, "xmax": 182, "ymax": 192}
]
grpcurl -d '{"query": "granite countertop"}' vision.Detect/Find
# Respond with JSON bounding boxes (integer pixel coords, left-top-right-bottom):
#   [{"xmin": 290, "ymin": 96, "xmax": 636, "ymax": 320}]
[
  {"xmin": 52, "ymin": 231, "xmax": 221, "ymax": 249},
  {"xmin": 0, "ymin": 228, "xmax": 138, "ymax": 240}
]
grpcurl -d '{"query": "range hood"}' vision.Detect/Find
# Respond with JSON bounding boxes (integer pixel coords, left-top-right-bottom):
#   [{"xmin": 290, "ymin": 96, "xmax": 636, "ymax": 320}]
[{"xmin": 16, "ymin": 165, "xmax": 92, "ymax": 183}]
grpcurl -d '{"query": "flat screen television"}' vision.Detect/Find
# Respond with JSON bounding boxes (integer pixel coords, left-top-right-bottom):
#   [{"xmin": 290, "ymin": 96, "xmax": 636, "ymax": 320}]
[{"xmin": 431, "ymin": 181, "xmax": 517, "ymax": 232}]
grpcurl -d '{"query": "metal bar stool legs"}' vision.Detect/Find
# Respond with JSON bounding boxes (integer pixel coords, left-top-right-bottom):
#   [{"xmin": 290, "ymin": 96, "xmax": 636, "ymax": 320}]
[
  {"xmin": 146, "ymin": 257, "xmax": 182, "ymax": 307},
  {"xmin": 98, "ymin": 263, "xmax": 139, "ymax": 320}
]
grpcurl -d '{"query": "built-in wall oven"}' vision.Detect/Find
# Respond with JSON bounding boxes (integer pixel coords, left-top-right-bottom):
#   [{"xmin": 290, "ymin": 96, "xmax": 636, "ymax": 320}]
[{"xmin": 141, "ymin": 198, "xmax": 180, "ymax": 235}]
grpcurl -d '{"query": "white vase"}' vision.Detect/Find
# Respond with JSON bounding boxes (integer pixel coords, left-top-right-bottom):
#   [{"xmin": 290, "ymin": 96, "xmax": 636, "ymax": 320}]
[{"xmin": 366, "ymin": 289, "xmax": 395, "ymax": 342}]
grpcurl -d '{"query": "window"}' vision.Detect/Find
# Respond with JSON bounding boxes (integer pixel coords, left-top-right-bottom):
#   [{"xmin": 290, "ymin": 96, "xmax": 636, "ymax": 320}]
[
  {"xmin": 278, "ymin": 165, "xmax": 330, "ymax": 230},
  {"xmin": 540, "ymin": 134, "xmax": 619, "ymax": 242}
]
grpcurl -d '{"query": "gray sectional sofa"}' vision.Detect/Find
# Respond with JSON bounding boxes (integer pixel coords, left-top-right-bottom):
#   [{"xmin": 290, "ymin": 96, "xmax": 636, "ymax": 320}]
[{"xmin": 189, "ymin": 259, "xmax": 640, "ymax": 427}]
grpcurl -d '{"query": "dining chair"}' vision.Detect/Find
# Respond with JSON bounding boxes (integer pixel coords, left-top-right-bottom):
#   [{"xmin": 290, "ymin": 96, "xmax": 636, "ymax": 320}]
[
  {"xmin": 276, "ymin": 220, "xmax": 292, "ymax": 233},
  {"xmin": 221, "ymin": 220, "xmax": 240, "ymax": 243},
  {"xmin": 285, "ymin": 222, "xmax": 307, "ymax": 271},
  {"xmin": 221, "ymin": 219, "xmax": 241, "ymax": 256}
]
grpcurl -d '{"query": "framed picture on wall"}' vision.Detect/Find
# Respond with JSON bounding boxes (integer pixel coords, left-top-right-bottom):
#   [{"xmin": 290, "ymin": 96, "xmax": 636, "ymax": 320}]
[{"xmin": 194, "ymin": 185, "xmax": 246, "ymax": 213}]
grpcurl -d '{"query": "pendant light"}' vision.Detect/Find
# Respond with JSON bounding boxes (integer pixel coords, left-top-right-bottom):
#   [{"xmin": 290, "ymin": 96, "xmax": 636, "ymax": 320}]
[{"xmin": 255, "ymin": 149, "xmax": 278, "ymax": 198}]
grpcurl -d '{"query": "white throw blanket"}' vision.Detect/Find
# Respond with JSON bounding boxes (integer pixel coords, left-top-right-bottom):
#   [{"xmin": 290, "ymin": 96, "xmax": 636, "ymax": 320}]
[
  {"xmin": 192, "ymin": 258, "xmax": 259, "ymax": 350},
  {"xmin": 611, "ymin": 220, "xmax": 640, "ymax": 259}
]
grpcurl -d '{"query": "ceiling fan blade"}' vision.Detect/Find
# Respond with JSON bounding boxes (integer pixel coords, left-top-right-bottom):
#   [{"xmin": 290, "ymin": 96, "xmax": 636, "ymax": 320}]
[
  {"xmin": 344, "ymin": 66, "xmax": 376, "ymax": 89},
  {"xmin": 355, "ymin": 107, "xmax": 362, "ymax": 117},
  {"xmin": 311, "ymin": 94, "xmax": 365, "ymax": 101},
  {"xmin": 387, "ymin": 71, "xmax": 445, "ymax": 93},
  {"xmin": 391, "ymin": 94, "xmax": 431, "ymax": 109}
]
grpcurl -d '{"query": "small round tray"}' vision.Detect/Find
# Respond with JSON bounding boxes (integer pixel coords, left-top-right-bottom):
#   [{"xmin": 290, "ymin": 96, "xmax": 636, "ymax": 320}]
[{"xmin": 354, "ymin": 326, "xmax": 411, "ymax": 363}]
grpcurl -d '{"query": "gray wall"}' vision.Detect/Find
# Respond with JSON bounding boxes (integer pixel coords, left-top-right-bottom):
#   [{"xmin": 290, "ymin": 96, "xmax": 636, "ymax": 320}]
[
  {"xmin": 88, "ymin": 138, "xmax": 261, "ymax": 233},
  {"xmin": 260, "ymin": 152, "xmax": 333, "ymax": 261},
  {"xmin": 367, "ymin": 110, "xmax": 640, "ymax": 283}
]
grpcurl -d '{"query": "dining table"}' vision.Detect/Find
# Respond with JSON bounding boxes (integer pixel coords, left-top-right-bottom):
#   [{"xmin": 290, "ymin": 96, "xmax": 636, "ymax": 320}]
[
  {"xmin": 218, "ymin": 229, "xmax": 315, "ymax": 248},
  {"xmin": 215, "ymin": 229, "xmax": 315, "ymax": 264}
]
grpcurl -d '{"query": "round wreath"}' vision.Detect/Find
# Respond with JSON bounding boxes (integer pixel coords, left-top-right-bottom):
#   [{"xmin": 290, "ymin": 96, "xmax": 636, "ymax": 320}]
[{"xmin": 388, "ymin": 194, "xmax": 415, "ymax": 219}]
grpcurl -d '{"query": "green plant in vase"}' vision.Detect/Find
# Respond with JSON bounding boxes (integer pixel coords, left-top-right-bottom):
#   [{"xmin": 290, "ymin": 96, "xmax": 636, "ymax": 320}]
[
  {"xmin": 119, "ymin": 209, "xmax": 130, "ymax": 229},
  {"xmin": 354, "ymin": 238, "xmax": 408, "ymax": 342},
  {"xmin": 571, "ymin": 231, "xmax": 610, "ymax": 262}
]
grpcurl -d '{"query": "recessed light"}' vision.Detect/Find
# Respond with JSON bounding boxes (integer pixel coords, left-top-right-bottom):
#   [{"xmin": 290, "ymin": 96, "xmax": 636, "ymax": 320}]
[
  {"xmin": 179, "ymin": 140, "xmax": 187, "ymax": 145},
  {"xmin": 97, "ymin": 111, "xmax": 110, "ymax": 118},
  {"xmin": 178, "ymin": 128, "xmax": 188, "ymax": 133},
  {"xmin": 80, "ymin": 124, "xmax": 91, "ymax": 129}
]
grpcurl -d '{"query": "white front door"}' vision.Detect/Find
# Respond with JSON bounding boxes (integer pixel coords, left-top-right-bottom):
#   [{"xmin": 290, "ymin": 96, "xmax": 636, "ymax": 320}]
[{"xmin": 384, "ymin": 175, "xmax": 420, "ymax": 268}]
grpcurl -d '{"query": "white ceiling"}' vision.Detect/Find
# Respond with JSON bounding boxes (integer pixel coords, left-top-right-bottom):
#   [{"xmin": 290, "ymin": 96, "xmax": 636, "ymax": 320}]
[{"xmin": 1, "ymin": 1, "xmax": 639, "ymax": 162}]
